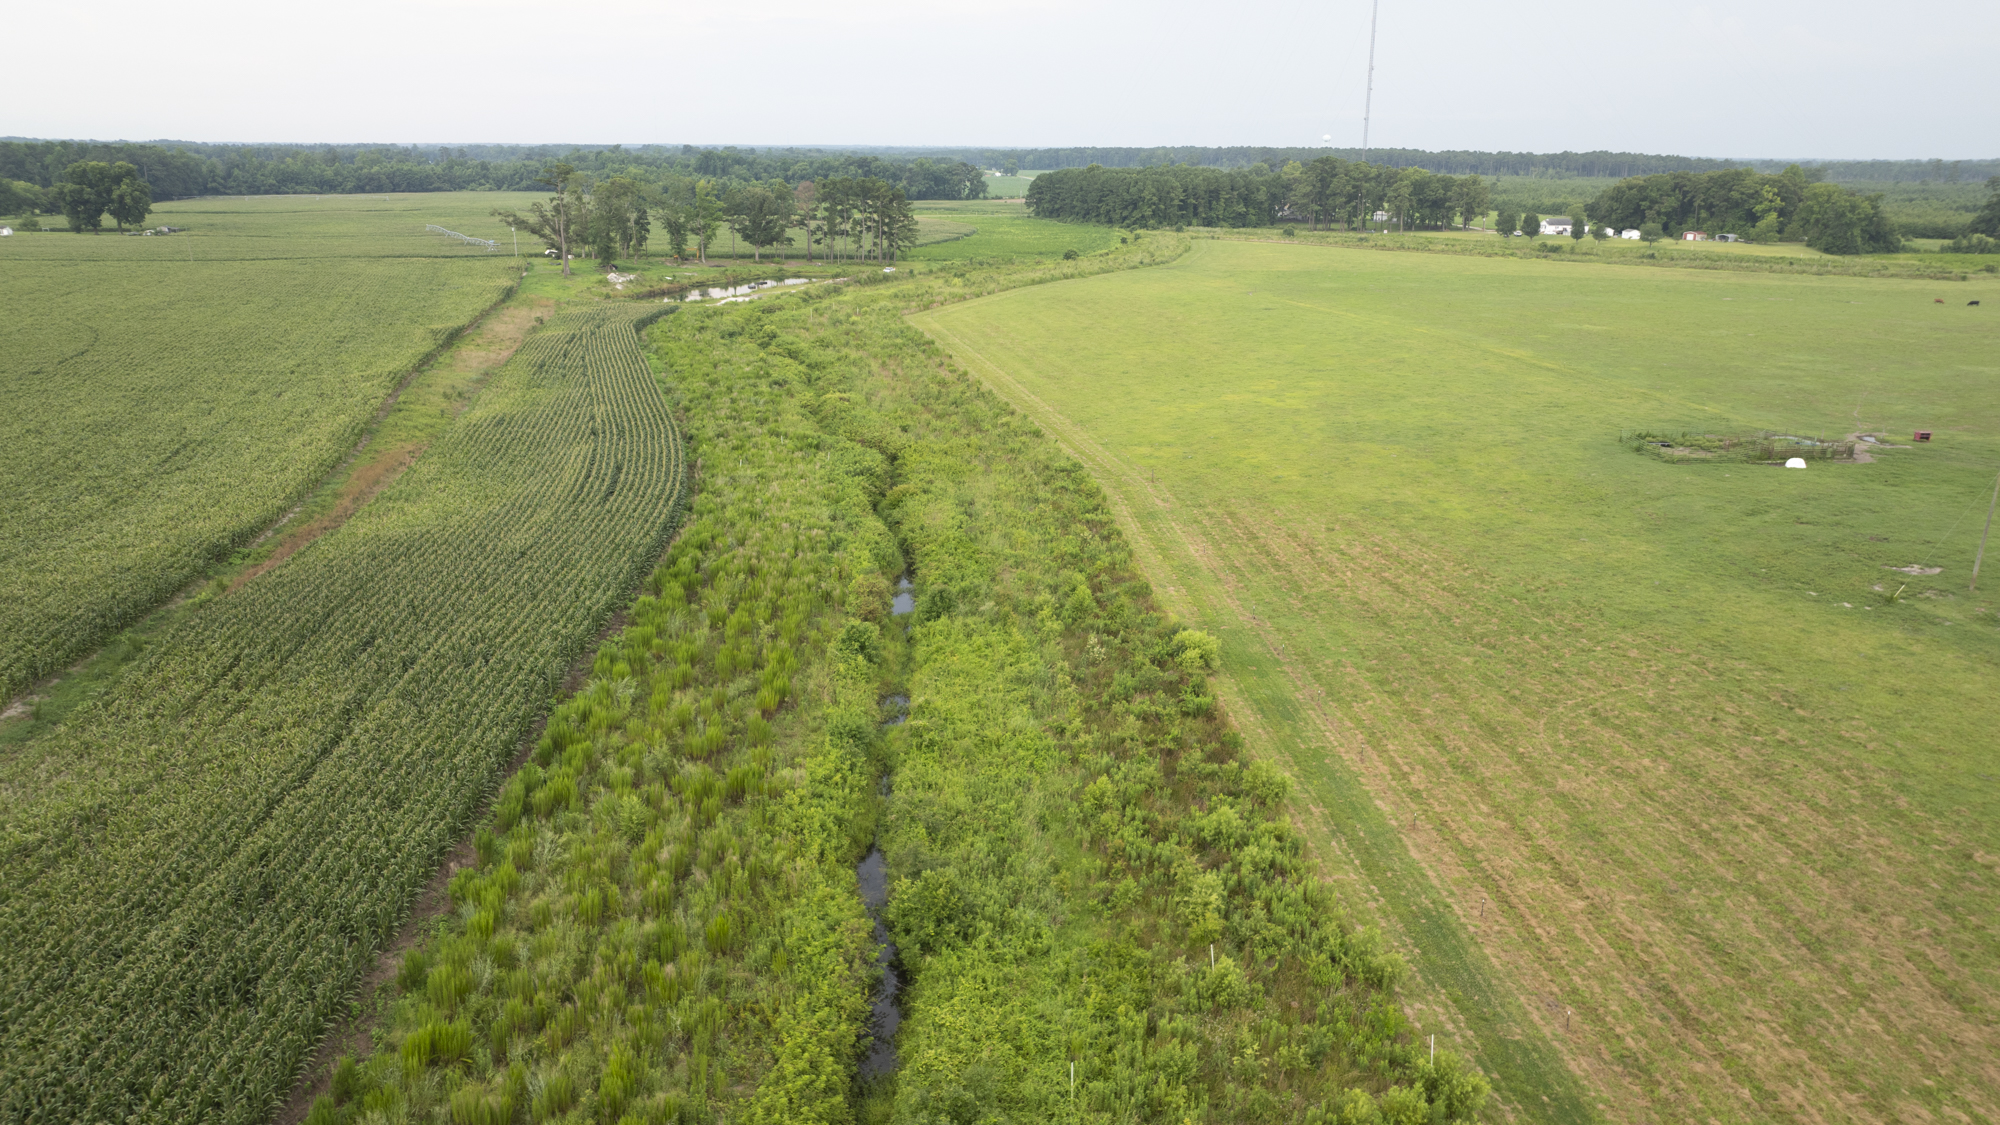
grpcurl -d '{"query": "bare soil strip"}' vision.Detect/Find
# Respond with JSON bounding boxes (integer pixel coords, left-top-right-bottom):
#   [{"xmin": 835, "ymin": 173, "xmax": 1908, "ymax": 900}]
[
  {"xmin": 0, "ymin": 283, "xmax": 532, "ymax": 734},
  {"xmin": 233, "ymin": 298, "xmax": 545, "ymax": 594}
]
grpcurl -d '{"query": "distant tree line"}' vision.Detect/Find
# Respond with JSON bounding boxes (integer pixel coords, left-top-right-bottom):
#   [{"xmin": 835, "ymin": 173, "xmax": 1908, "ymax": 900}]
[
  {"xmin": 6, "ymin": 138, "xmax": 1992, "ymax": 205},
  {"xmin": 836, "ymin": 145, "xmax": 2000, "ymax": 183},
  {"xmin": 1585, "ymin": 166, "xmax": 1901, "ymax": 253},
  {"xmin": 1939, "ymin": 178, "xmax": 2000, "ymax": 252},
  {"xmin": 1970, "ymin": 177, "xmax": 2000, "ymax": 236},
  {"xmin": 1027, "ymin": 159, "xmax": 1924, "ymax": 255},
  {"xmin": 0, "ymin": 140, "xmax": 986, "ymax": 204},
  {"xmin": 1739, "ymin": 157, "xmax": 2000, "ymax": 184},
  {"xmin": 963, "ymin": 146, "xmax": 1749, "ymax": 177},
  {"xmin": 1025, "ymin": 160, "xmax": 1491, "ymax": 232}
]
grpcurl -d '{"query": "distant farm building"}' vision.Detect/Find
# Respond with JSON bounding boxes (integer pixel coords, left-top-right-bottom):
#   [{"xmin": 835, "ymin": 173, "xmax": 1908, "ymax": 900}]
[
  {"xmin": 1715, "ymin": 233, "xmax": 1740, "ymax": 242},
  {"xmin": 1539, "ymin": 217, "xmax": 1574, "ymax": 236},
  {"xmin": 1682, "ymin": 230, "xmax": 1708, "ymax": 241},
  {"xmin": 1619, "ymin": 229, "xmax": 1642, "ymax": 239}
]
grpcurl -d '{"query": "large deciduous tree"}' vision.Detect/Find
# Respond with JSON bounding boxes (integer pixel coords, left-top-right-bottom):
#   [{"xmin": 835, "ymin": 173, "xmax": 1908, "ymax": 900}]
[
  {"xmin": 107, "ymin": 173, "xmax": 152, "ymax": 231},
  {"xmin": 687, "ymin": 180, "xmax": 724, "ymax": 263},
  {"xmin": 1385, "ymin": 177, "xmax": 1414, "ymax": 232},
  {"xmin": 493, "ymin": 161, "xmax": 584, "ymax": 276},
  {"xmin": 53, "ymin": 161, "xmax": 151, "ymax": 233},
  {"xmin": 0, "ymin": 179, "xmax": 48, "ymax": 218},
  {"xmin": 1789, "ymin": 183, "xmax": 1899, "ymax": 254},
  {"xmin": 589, "ymin": 175, "xmax": 650, "ymax": 265},
  {"xmin": 727, "ymin": 187, "xmax": 795, "ymax": 262},
  {"xmin": 793, "ymin": 181, "xmax": 819, "ymax": 261},
  {"xmin": 1453, "ymin": 176, "xmax": 1492, "ymax": 230}
]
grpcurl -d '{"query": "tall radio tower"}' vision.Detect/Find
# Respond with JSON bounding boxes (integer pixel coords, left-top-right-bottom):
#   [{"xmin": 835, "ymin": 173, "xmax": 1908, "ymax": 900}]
[{"xmin": 1361, "ymin": 0, "xmax": 1380, "ymax": 163}]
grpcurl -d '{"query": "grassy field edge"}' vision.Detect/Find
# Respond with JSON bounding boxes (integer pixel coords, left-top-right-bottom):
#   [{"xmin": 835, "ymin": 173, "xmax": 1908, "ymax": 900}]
[{"xmin": 909, "ymin": 258, "xmax": 1600, "ymax": 1124}]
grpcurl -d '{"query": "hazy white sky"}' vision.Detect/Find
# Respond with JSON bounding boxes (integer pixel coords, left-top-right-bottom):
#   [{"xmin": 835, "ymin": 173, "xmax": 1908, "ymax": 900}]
[{"xmin": 12, "ymin": 0, "xmax": 1996, "ymax": 159}]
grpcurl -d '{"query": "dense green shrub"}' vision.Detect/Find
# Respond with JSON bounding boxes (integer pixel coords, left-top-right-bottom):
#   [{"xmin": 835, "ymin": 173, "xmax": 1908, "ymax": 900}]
[
  {"xmin": 742, "ymin": 248, "xmax": 1490, "ymax": 1122},
  {"xmin": 301, "ymin": 232, "xmax": 1484, "ymax": 1123}
]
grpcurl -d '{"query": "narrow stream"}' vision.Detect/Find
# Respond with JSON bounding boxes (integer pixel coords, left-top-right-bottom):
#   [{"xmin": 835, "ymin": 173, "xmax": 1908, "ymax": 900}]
[
  {"xmin": 856, "ymin": 693, "xmax": 908, "ymax": 1080},
  {"xmin": 856, "ymin": 579, "xmax": 916, "ymax": 1081},
  {"xmin": 855, "ymin": 844, "xmax": 901, "ymax": 1080},
  {"xmin": 669, "ymin": 278, "xmax": 810, "ymax": 304}
]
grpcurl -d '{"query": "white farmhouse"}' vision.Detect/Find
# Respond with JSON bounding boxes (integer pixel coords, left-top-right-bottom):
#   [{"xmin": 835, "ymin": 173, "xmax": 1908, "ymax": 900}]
[
  {"xmin": 1539, "ymin": 217, "xmax": 1574, "ymax": 236},
  {"xmin": 1619, "ymin": 228, "xmax": 1642, "ymax": 239}
]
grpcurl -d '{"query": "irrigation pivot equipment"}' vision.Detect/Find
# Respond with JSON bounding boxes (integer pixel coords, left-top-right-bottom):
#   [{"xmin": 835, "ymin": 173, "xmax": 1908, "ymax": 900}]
[{"xmin": 425, "ymin": 223, "xmax": 499, "ymax": 251}]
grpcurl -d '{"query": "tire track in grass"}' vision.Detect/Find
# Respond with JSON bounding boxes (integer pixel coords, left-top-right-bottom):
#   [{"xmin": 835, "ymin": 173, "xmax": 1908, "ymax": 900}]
[
  {"xmin": 1186, "ymin": 509, "xmax": 1996, "ymax": 1125},
  {"xmin": 1166, "ymin": 506, "xmax": 1602, "ymax": 1125}
]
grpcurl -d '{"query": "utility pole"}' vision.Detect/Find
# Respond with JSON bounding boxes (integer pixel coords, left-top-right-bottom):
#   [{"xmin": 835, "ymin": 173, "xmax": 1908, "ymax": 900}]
[
  {"xmin": 1972, "ymin": 468, "xmax": 2000, "ymax": 593},
  {"xmin": 1361, "ymin": 0, "xmax": 1380, "ymax": 164}
]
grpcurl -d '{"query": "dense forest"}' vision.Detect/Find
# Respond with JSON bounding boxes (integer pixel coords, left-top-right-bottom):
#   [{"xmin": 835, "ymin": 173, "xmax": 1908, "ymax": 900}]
[
  {"xmin": 1025, "ymin": 161, "xmax": 1489, "ymax": 231},
  {"xmin": 848, "ymin": 146, "xmax": 2000, "ymax": 183},
  {"xmin": 0, "ymin": 141, "xmax": 988, "ymax": 204},
  {"xmin": 1024, "ymin": 160, "xmax": 1952, "ymax": 254},
  {"xmin": 3, "ymin": 138, "xmax": 1991, "ymax": 210}
]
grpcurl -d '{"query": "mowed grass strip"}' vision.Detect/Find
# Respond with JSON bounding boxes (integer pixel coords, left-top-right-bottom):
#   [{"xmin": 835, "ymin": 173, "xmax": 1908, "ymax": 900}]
[{"xmin": 913, "ymin": 239, "xmax": 2000, "ymax": 1125}]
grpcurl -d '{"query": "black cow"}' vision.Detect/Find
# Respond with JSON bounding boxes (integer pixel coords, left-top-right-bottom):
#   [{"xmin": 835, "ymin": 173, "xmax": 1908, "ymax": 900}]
[{"xmin": 1972, "ymin": 300, "xmax": 1982, "ymax": 306}]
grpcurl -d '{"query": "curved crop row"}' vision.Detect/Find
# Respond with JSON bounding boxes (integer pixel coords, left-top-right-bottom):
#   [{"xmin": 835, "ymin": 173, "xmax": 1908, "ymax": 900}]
[{"xmin": 300, "ymin": 298, "xmax": 898, "ymax": 1125}]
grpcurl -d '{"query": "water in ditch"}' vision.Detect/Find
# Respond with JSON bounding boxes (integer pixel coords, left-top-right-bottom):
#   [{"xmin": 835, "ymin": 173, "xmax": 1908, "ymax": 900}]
[
  {"xmin": 855, "ymin": 691, "xmax": 910, "ymax": 1080},
  {"xmin": 669, "ymin": 279, "xmax": 811, "ymax": 304},
  {"xmin": 855, "ymin": 841, "xmax": 902, "ymax": 1078}
]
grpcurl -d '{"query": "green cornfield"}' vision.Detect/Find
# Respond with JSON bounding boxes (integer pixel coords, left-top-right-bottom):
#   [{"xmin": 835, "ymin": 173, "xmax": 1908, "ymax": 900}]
[
  {"xmin": 0, "ymin": 302, "xmax": 687, "ymax": 1124},
  {"xmin": 0, "ymin": 202, "xmax": 522, "ymax": 702}
]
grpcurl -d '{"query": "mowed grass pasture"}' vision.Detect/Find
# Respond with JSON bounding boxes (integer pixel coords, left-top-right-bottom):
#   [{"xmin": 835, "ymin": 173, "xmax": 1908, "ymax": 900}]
[
  {"xmin": 979, "ymin": 169, "xmax": 1044, "ymax": 198},
  {"xmin": 913, "ymin": 239, "xmax": 2000, "ymax": 1125},
  {"xmin": 906, "ymin": 198, "xmax": 1123, "ymax": 261}
]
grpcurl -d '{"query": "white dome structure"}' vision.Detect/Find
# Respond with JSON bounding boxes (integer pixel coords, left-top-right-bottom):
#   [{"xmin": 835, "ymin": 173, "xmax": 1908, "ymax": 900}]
[{"xmin": 1785, "ymin": 457, "xmax": 1808, "ymax": 468}]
